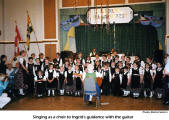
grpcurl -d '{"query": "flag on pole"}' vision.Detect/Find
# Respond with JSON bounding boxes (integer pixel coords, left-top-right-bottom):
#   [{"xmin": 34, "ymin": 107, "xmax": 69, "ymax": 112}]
[
  {"xmin": 15, "ymin": 25, "xmax": 22, "ymax": 56},
  {"xmin": 26, "ymin": 12, "xmax": 33, "ymax": 50}
]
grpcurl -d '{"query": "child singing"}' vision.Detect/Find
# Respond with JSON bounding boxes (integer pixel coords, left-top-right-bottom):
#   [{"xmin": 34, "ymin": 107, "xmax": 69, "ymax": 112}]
[
  {"xmin": 45, "ymin": 64, "xmax": 57, "ymax": 96},
  {"xmin": 34, "ymin": 70, "xmax": 46, "ymax": 97}
]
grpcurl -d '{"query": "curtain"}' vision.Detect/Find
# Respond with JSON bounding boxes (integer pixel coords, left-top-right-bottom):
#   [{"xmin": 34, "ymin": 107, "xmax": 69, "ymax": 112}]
[{"xmin": 75, "ymin": 24, "xmax": 158, "ymax": 59}]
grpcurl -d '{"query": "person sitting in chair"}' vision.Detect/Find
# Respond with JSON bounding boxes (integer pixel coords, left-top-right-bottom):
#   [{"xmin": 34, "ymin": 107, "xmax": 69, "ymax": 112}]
[
  {"xmin": 83, "ymin": 64, "xmax": 101, "ymax": 105},
  {"xmin": 0, "ymin": 74, "xmax": 11, "ymax": 109}
]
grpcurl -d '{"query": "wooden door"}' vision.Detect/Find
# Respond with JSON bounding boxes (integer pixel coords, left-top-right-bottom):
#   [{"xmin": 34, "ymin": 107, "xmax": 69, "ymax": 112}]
[{"xmin": 45, "ymin": 44, "xmax": 56, "ymax": 61}]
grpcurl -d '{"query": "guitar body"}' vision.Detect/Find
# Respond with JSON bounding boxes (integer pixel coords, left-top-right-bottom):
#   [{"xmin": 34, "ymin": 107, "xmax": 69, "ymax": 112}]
[{"xmin": 96, "ymin": 77, "xmax": 102, "ymax": 87}]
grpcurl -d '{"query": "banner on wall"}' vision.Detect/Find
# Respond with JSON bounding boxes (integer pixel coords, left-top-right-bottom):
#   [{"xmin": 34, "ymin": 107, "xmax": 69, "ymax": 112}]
[
  {"xmin": 139, "ymin": 15, "xmax": 163, "ymax": 28},
  {"xmin": 87, "ymin": 7, "xmax": 133, "ymax": 24},
  {"xmin": 64, "ymin": 27, "xmax": 76, "ymax": 53},
  {"xmin": 60, "ymin": 15, "xmax": 81, "ymax": 31}
]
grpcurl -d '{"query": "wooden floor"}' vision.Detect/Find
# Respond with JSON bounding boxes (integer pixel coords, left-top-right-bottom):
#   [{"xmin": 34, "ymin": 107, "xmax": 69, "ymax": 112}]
[{"xmin": 4, "ymin": 95, "xmax": 169, "ymax": 110}]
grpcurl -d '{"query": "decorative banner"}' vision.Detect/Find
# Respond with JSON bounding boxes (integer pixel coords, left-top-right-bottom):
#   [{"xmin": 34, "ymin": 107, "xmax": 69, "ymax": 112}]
[
  {"xmin": 87, "ymin": 7, "xmax": 133, "ymax": 24},
  {"xmin": 15, "ymin": 25, "xmax": 22, "ymax": 56},
  {"xmin": 139, "ymin": 15, "xmax": 163, "ymax": 28},
  {"xmin": 64, "ymin": 27, "xmax": 76, "ymax": 53},
  {"xmin": 60, "ymin": 15, "xmax": 81, "ymax": 31},
  {"xmin": 26, "ymin": 12, "xmax": 33, "ymax": 51}
]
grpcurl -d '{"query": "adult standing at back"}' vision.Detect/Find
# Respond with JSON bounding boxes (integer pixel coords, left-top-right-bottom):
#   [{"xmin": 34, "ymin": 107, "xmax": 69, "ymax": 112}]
[
  {"xmin": 90, "ymin": 48, "xmax": 97, "ymax": 57},
  {"xmin": 53, "ymin": 53, "xmax": 63, "ymax": 71},
  {"xmin": 163, "ymin": 55, "xmax": 169, "ymax": 105}
]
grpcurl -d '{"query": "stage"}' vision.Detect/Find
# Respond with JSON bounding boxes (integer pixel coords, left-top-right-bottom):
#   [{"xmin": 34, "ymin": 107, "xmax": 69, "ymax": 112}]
[{"xmin": 4, "ymin": 96, "xmax": 169, "ymax": 110}]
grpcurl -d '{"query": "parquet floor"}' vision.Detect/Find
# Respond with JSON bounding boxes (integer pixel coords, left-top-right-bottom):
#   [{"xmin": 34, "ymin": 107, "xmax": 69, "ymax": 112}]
[{"xmin": 4, "ymin": 96, "xmax": 169, "ymax": 110}]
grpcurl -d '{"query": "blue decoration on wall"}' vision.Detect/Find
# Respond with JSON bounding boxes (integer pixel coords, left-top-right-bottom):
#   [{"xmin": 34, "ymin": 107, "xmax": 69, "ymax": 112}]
[
  {"xmin": 140, "ymin": 15, "xmax": 163, "ymax": 28},
  {"xmin": 60, "ymin": 15, "xmax": 81, "ymax": 31}
]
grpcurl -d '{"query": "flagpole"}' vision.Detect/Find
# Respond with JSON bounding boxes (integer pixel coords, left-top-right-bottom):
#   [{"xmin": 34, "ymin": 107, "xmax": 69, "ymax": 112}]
[
  {"xmin": 14, "ymin": 20, "xmax": 29, "ymax": 57},
  {"xmin": 26, "ymin": 10, "xmax": 40, "ymax": 54},
  {"xmin": 113, "ymin": 22, "xmax": 116, "ymax": 50}
]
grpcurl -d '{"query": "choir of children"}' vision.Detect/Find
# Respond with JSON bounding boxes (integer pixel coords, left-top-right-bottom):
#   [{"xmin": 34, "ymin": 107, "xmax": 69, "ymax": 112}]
[{"xmin": 0, "ymin": 49, "xmax": 169, "ymax": 108}]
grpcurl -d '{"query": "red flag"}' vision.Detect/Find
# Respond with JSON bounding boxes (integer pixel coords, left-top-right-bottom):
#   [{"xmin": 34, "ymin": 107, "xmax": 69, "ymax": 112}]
[{"xmin": 15, "ymin": 25, "xmax": 22, "ymax": 56}]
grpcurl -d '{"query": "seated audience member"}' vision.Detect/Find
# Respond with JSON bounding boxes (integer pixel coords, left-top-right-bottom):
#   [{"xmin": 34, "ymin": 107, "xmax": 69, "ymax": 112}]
[
  {"xmin": 0, "ymin": 55, "xmax": 7, "ymax": 74},
  {"xmin": 6, "ymin": 63, "xmax": 16, "ymax": 95},
  {"xmin": 0, "ymin": 74, "xmax": 11, "ymax": 109},
  {"xmin": 0, "ymin": 55, "xmax": 15, "ymax": 74}
]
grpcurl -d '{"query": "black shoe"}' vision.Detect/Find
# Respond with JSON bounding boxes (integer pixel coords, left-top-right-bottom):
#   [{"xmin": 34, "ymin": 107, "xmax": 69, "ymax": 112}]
[
  {"xmin": 88, "ymin": 101, "xmax": 92, "ymax": 105},
  {"xmin": 163, "ymin": 101, "xmax": 169, "ymax": 105},
  {"xmin": 19, "ymin": 93, "xmax": 25, "ymax": 96}
]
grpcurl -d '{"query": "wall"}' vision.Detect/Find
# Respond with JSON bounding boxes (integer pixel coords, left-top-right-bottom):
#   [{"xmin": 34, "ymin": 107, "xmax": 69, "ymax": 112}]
[
  {"xmin": 0, "ymin": 0, "xmax": 60, "ymax": 61},
  {"xmin": 61, "ymin": 0, "xmax": 164, "ymax": 8},
  {"xmin": 0, "ymin": 0, "xmax": 5, "ymax": 54},
  {"xmin": 62, "ymin": 0, "xmax": 92, "ymax": 7},
  {"xmin": 44, "ymin": 0, "xmax": 56, "ymax": 39},
  {"xmin": 0, "ymin": 0, "xmax": 44, "ymax": 60},
  {"xmin": 60, "ymin": 3, "xmax": 165, "ymax": 52},
  {"xmin": 4, "ymin": 0, "xmax": 44, "ymax": 41},
  {"xmin": 0, "ymin": 0, "xmax": 3, "ymax": 40}
]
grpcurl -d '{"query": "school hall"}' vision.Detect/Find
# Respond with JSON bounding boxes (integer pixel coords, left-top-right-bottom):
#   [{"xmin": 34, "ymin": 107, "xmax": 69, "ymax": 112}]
[{"xmin": 0, "ymin": 0, "xmax": 169, "ymax": 110}]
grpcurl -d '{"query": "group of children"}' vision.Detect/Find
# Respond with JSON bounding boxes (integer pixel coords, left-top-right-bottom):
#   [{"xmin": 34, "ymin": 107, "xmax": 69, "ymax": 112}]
[{"xmin": 0, "ymin": 48, "xmax": 169, "ymax": 106}]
